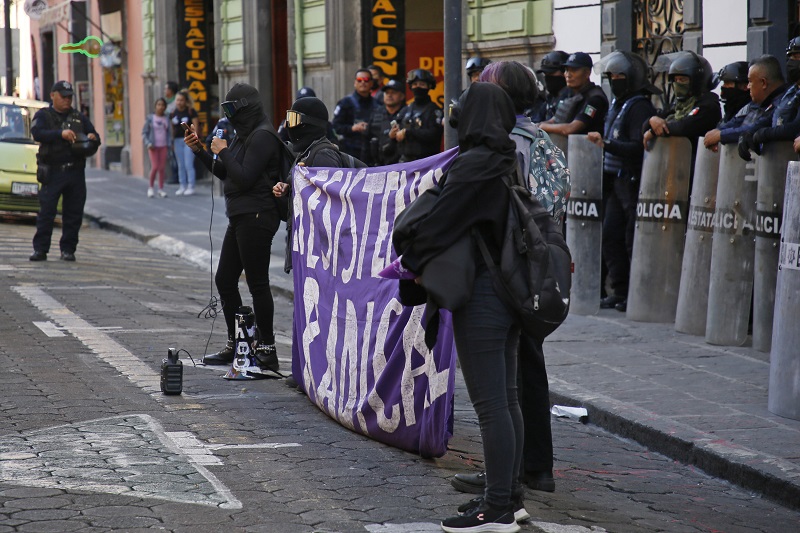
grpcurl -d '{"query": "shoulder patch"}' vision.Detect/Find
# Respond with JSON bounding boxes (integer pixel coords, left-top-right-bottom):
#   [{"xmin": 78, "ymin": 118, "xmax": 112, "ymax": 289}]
[
  {"xmin": 689, "ymin": 107, "xmax": 700, "ymax": 116},
  {"xmin": 333, "ymin": 105, "xmax": 341, "ymax": 116},
  {"xmin": 583, "ymin": 105, "xmax": 597, "ymax": 118}
]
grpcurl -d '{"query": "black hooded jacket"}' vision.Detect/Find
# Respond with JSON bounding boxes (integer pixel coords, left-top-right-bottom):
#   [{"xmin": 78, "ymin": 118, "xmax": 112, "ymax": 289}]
[
  {"xmin": 399, "ymin": 83, "xmax": 517, "ymax": 275},
  {"xmin": 195, "ymin": 83, "xmax": 283, "ymax": 217}
]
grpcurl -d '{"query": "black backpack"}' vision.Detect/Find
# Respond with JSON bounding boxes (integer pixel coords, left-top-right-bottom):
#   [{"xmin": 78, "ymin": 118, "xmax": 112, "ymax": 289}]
[{"xmin": 474, "ymin": 166, "xmax": 572, "ymax": 339}]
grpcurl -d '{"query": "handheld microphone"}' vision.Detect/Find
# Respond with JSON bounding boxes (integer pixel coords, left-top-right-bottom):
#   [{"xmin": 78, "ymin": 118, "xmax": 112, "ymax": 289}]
[{"xmin": 213, "ymin": 128, "xmax": 224, "ymax": 160}]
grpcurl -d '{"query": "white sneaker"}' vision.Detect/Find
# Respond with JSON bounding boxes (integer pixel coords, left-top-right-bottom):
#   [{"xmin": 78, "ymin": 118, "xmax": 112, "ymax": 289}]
[
  {"xmin": 184, "ymin": 187, "xmax": 195, "ymax": 196},
  {"xmin": 175, "ymin": 187, "xmax": 186, "ymax": 196},
  {"xmin": 158, "ymin": 189, "xmax": 167, "ymax": 198},
  {"xmin": 147, "ymin": 187, "xmax": 155, "ymax": 198}
]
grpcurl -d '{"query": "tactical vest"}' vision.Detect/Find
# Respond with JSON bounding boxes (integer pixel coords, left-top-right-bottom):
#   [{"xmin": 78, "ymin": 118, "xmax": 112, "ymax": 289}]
[
  {"xmin": 552, "ymin": 84, "xmax": 605, "ymax": 125},
  {"xmin": 603, "ymin": 95, "xmax": 647, "ymax": 177},
  {"xmin": 37, "ymin": 107, "xmax": 86, "ymax": 164},
  {"xmin": 397, "ymin": 100, "xmax": 443, "ymax": 160}
]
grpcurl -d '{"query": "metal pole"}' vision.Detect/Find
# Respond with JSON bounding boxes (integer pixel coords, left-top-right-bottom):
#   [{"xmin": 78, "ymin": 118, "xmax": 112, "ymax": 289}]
[
  {"xmin": 4, "ymin": 0, "xmax": 13, "ymax": 96},
  {"xmin": 294, "ymin": 0, "xmax": 304, "ymax": 89},
  {"xmin": 443, "ymin": 0, "xmax": 461, "ymax": 150}
]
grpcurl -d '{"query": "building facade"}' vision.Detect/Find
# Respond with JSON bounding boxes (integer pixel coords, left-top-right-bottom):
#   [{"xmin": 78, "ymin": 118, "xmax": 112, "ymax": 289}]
[{"xmin": 18, "ymin": 1, "xmax": 800, "ymax": 179}]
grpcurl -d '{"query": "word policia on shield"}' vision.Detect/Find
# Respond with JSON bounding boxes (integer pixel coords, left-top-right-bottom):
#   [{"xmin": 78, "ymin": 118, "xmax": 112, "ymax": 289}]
[{"xmin": 290, "ymin": 150, "xmax": 459, "ymax": 458}]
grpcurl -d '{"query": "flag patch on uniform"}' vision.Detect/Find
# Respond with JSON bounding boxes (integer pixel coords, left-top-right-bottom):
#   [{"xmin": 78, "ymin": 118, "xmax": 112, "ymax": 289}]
[
  {"xmin": 689, "ymin": 107, "xmax": 700, "ymax": 116},
  {"xmin": 584, "ymin": 105, "xmax": 597, "ymax": 118}
]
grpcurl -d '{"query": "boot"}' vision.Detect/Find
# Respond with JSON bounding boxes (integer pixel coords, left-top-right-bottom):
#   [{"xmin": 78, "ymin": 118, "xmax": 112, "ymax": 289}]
[
  {"xmin": 253, "ymin": 343, "xmax": 279, "ymax": 372},
  {"xmin": 203, "ymin": 338, "xmax": 235, "ymax": 365}
]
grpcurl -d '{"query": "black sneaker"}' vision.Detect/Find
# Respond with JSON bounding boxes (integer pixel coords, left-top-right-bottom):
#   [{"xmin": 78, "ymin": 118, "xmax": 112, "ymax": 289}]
[
  {"xmin": 60, "ymin": 251, "xmax": 76, "ymax": 262},
  {"xmin": 203, "ymin": 339, "xmax": 234, "ymax": 365},
  {"xmin": 524, "ymin": 470, "xmax": 555, "ymax": 492},
  {"xmin": 457, "ymin": 496, "xmax": 530, "ymax": 523},
  {"xmin": 442, "ymin": 501, "xmax": 519, "ymax": 532},
  {"xmin": 254, "ymin": 343, "xmax": 279, "ymax": 372},
  {"xmin": 29, "ymin": 251, "xmax": 47, "ymax": 261}
]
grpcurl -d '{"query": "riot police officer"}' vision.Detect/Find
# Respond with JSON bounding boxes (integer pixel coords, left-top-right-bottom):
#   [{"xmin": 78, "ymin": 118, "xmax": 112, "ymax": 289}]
[
  {"xmin": 715, "ymin": 61, "xmax": 751, "ymax": 122},
  {"xmin": 704, "ymin": 55, "xmax": 786, "ymax": 155},
  {"xmin": 587, "ymin": 52, "xmax": 658, "ymax": 312},
  {"xmin": 744, "ymin": 38, "xmax": 800, "ymax": 157},
  {"xmin": 536, "ymin": 50, "xmax": 570, "ymax": 121},
  {"xmin": 465, "ymin": 56, "xmax": 491, "ymax": 84},
  {"xmin": 30, "ymin": 80, "xmax": 100, "ymax": 262},
  {"xmin": 643, "ymin": 51, "xmax": 721, "ymax": 156},
  {"xmin": 540, "ymin": 52, "xmax": 608, "ymax": 135},
  {"xmin": 368, "ymin": 78, "xmax": 407, "ymax": 166},
  {"xmin": 391, "ymin": 69, "xmax": 444, "ymax": 162}
]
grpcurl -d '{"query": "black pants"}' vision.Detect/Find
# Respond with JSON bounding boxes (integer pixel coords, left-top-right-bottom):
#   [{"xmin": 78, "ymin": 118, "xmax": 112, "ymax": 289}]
[
  {"xmin": 518, "ymin": 333, "xmax": 553, "ymax": 476},
  {"xmin": 33, "ymin": 168, "xmax": 86, "ymax": 255},
  {"xmin": 453, "ymin": 269, "xmax": 523, "ymax": 508},
  {"xmin": 216, "ymin": 210, "xmax": 280, "ymax": 344},
  {"xmin": 602, "ymin": 173, "xmax": 638, "ymax": 298}
]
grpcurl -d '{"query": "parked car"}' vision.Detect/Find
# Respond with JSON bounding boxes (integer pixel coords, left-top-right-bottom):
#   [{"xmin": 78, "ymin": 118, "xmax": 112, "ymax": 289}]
[{"xmin": 0, "ymin": 96, "xmax": 51, "ymax": 213}]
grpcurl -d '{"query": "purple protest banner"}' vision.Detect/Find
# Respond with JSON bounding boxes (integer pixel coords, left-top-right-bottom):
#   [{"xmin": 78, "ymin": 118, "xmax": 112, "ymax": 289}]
[{"xmin": 290, "ymin": 149, "xmax": 459, "ymax": 458}]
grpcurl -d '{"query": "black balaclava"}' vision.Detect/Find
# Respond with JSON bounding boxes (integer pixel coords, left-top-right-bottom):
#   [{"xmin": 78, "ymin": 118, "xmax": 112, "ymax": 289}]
[
  {"xmin": 787, "ymin": 59, "xmax": 800, "ymax": 85},
  {"xmin": 445, "ymin": 82, "xmax": 517, "ymax": 185},
  {"xmin": 720, "ymin": 87, "xmax": 751, "ymax": 119},
  {"xmin": 224, "ymin": 83, "xmax": 268, "ymax": 139},
  {"xmin": 544, "ymin": 75, "xmax": 566, "ymax": 97},
  {"xmin": 287, "ymin": 97, "xmax": 329, "ymax": 153},
  {"xmin": 412, "ymin": 85, "xmax": 431, "ymax": 104}
]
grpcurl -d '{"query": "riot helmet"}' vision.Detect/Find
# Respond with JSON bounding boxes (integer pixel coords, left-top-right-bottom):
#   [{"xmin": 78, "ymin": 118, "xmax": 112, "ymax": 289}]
[
  {"xmin": 602, "ymin": 51, "xmax": 653, "ymax": 98},
  {"xmin": 713, "ymin": 61, "xmax": 749, "ymax": 86},
  {"xmin": 787, "ymin": 37, "xmax": 800, "ymax": 57},
  {"xmin": 537, "ymin": 51, "xmax": 570, "ymax": 74},
  {"xmin": 465, "ymin": 56, "xmax": 491, "ymax": 76},
  {"xmin": 406, "ymin": 69, "xmax": 436, "ymax": 90},
  {"xmin": 667, "ymin": 51, "xmax": 714, "ymax": 96}
]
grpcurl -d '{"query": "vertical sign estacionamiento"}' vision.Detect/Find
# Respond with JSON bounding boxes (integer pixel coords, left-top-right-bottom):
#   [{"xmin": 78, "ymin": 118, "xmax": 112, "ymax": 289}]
[
  {"xmin": 178, "ymin": 0, "xmax": 210, "ymax": 137},
  {"xmin": 369, "ymin": 0, "xmax": 405, "ymax": 80}
]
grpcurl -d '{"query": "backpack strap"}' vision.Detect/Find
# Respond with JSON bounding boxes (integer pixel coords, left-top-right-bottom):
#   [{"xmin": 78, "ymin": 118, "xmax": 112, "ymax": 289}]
[{"xmin": 244, "ymin": 123, "xmax": 294, "ymax": 183}]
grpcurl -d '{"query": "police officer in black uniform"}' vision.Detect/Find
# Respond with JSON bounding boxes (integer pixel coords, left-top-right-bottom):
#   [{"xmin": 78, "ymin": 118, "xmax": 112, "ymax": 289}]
[
  {"xmin": 540, "ymin": 52, "xmax": 608, "ymax": 136},
  {"xmin": 368, "ymin": 79, "xmax": 407, "ymax": 166},
  {"xmin": 391, "ymin": 69, "xmax": 444, "ymax": 162},
  {"xmin": 30, "ymin": 80, "xmax": 100, "ymax": 262},
  {"xmin": 465, "ymin": 56, "xmax": 491, "ymax": 84},
  {"xmin": 332, "ymin": 68, "xmax": 381, "ymax": 163},
  {"xmin": 535, "ymin": 50, "xmax": 571, "ymax": 121},
  {"xmin": 587, "ymin": 52, "xmax": 658, "ymax": 312},
  {"xmin": 715, "ymin": 61, "xmax": 751, "ymax": 122}
]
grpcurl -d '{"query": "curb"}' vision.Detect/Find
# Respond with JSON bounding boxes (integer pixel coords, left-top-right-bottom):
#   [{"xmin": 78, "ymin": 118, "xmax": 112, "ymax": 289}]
[{"xmin": 548, "ymin": 379, "xmax": 800, "ymax": 512}]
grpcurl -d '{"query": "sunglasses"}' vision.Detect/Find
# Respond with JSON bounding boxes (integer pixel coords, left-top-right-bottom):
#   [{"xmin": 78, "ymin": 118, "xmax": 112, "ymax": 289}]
[
  {"xmin": 356, "ymin": 77, "xmax": 372, "ymax": 83},
  {"xmin": 285, "ymin": 109, "xmax": 328, "ymax": 129},
  {"xmin": 221, "ymin": 98, "xmax": 249, "ymax": 119}
]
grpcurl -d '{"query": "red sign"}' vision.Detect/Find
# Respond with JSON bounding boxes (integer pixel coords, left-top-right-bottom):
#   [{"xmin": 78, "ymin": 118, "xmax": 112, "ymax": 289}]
[{"xmin": 404, "ymin": 31, "xmax": 444, "ymax": 108}]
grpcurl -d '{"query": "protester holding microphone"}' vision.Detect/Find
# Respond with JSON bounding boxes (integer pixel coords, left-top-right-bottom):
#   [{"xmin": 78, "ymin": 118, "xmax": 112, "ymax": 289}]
[{"xmin": 183, "ymin": 83, "xmax": 287, "ymax": 372}]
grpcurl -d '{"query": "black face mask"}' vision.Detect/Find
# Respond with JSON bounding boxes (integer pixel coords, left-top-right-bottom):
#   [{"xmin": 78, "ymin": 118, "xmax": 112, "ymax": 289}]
[
  {"xmin": 787, "ymin": 59, "xmax": 800, "ymax": 84},
  {"xmin": 609, "ymin": 78, "xmax": 629, "ymax": 99},
  {"xmin": 412, "ymin": 87, "xmax": 429, "ymax": 100},
  {"xmin": 720, "ymin": 87, "xmax": 750, "ymax": 115},
  {"xmin": 544, "ymin": 75, "xmax": 566, "ymax": 96}
]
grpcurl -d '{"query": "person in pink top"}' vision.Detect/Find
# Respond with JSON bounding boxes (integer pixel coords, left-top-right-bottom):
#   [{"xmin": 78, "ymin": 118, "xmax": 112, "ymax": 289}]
[{"xmin": 142, "ymin": 98, "xmax": 171, "ymax": 197}]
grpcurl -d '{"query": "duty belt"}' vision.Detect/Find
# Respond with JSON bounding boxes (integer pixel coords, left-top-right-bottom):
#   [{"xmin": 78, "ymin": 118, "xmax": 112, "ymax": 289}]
[{"xmin": 40, "ymin": 161, "xmax": 82, "ymax": 172}]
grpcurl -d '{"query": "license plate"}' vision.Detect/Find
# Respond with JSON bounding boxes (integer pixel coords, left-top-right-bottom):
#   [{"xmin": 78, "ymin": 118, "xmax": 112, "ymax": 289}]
[{"xmin": 11, "ymin": 182, "xmax": 39, "ymax": 196}]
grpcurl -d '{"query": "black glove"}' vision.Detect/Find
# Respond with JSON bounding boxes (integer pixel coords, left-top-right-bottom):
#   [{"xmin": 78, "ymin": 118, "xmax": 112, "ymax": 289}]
[
  {"xmin": 738, "ymin": 132, "xmax": 753, "ymax": 161},
  {"xmin": 752, "ymin": 128, "xmax": 768, "ymax": 155}
]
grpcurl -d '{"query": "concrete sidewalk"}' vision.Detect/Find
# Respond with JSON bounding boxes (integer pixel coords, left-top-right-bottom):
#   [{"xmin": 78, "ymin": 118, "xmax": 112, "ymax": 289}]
[{"xmin": 83, "ymin": 168, "xmax": 800, "ymax": 511}]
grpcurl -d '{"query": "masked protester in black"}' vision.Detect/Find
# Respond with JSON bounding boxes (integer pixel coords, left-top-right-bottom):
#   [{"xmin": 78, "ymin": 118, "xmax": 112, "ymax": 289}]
[
  {"xmin": 397, "ymin": 83, "xmax": 526, "ymax": 531},
  {"xmin": 276, "ymin": 97, "xmax": 367, "ymax": 274},
  {"xmin": 185, "ymin": 83, "xmax": 286, "ymax": 372}
]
